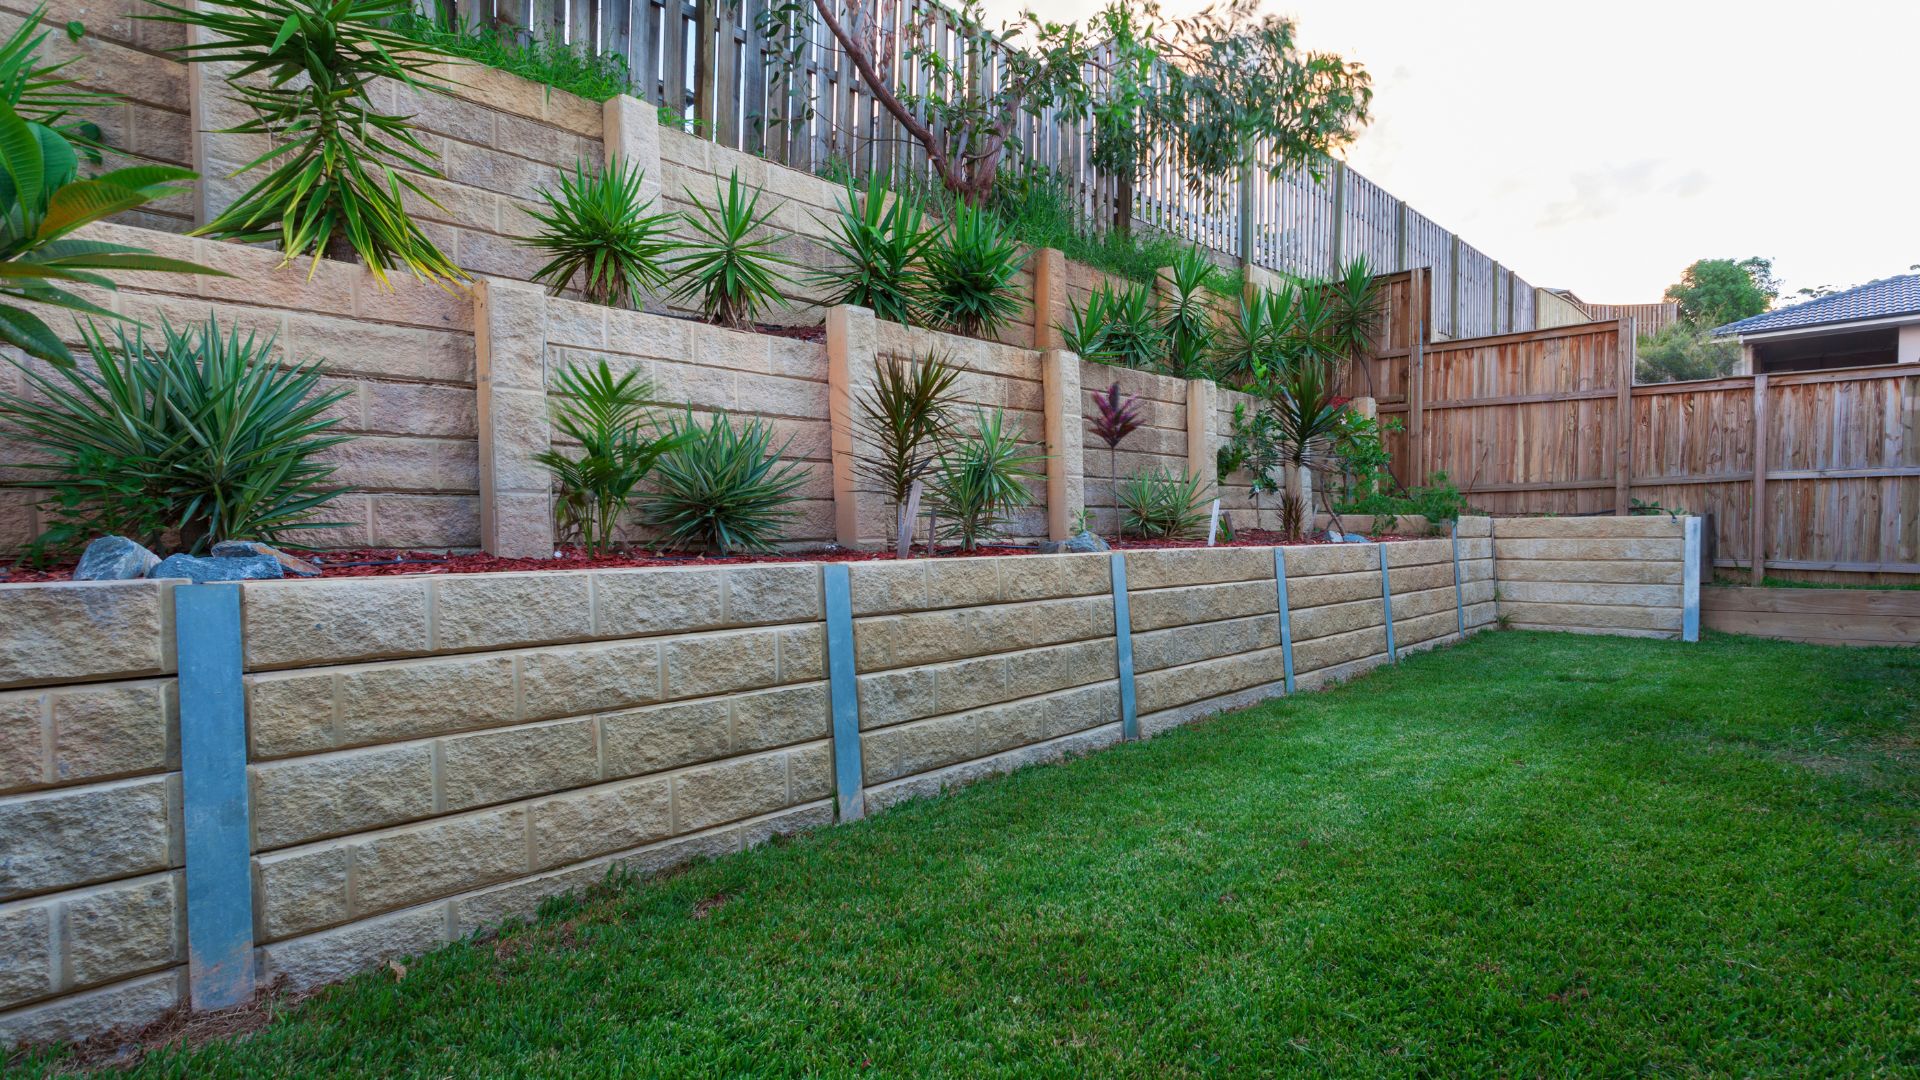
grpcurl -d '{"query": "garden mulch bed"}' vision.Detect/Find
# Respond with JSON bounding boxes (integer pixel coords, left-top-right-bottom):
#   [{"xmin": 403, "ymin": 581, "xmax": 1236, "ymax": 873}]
[{"xmin": 2, "ymin": 529, "xmax": 1417, "ymax": 583}]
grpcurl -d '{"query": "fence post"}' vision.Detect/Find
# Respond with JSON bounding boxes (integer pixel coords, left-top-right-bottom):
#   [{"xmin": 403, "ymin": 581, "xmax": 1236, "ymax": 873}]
[
  {"xmin": 1614, "ymin": 316, "xmax": 1636, "ymax": 515},
  {"xmin": 1448, "ymin": 236, "xmax": 1461, "ymax": 339},
  {"xmin": 1378, "ymin": 542, "xmax": 1397, "ymax": 663},
  {"xmin": 175, "ymin": 584, "xmax": 255, "ymax": 1012},
  {"xmin": 1682, "ymin": 516, "xmax": 1702, "ymax": 643},
  {"xmin": 1272, "ymin": 547, "xmax": 1295, "ymax": 694},
  {"xmin": 474, "ymin": 277, "xmax": 556, "ymax": 558},
  {"xmin": 1237, "ymin": 159, "xmax": 1255, "ymax": 298},
  {"xmin": 1041, "ymin": 349, "xmax": 1085, "ymax": 540},
  {"xmin": 1110, "ymin": 553, "xmax": 1138, "ymax": 740},
  {"xmin": 1328, "ymin": 162, "xmax": 1346, "ymax": 277},
  {"xmin": 692, "ymin": 0, "xmax": 718, "ymax": 137},
  {"xmin": 822, "ymin": 563, "xmax": 865, "ymax": 821}
]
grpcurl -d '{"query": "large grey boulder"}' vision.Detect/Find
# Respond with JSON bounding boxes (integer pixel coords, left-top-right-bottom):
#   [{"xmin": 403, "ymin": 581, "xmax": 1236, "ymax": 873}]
[
  {"xmin": 1036, "ymin": 530, "xmax": 1111, "ymax": 554},
  {"xmin": 210, "ymin": 540, "xmax": 321, "ymax": 577},
  {"xmin": 148, "ymin": 553, "xmax": 285, "ymax": 582},
  {"xmin": 72, "ymin": 536, "xmax": 161, "ymax": 581}
]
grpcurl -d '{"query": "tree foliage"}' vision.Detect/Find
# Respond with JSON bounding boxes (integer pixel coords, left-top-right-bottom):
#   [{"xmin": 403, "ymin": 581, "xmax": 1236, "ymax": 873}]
[
  {"xmin": 1635, "ymin": 322, "xmax": 1740, "ymax": 384},
  {"xmin": 1664, "ymin": 257, "xmax": 1778, "ymax": 328}
]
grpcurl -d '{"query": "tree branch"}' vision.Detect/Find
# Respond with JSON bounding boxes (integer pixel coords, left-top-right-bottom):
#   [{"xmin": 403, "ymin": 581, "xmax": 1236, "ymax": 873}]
[{"xmin": 811, "ymin": 0, "xmax": 960, "ymax": 194}]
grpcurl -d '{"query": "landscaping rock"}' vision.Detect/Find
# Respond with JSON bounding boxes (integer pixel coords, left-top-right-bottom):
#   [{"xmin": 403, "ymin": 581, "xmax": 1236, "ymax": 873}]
[
  {"xmin": 1344, "ymin": 533, "xmax": 1369, "ymax": 544},
  {"xmin": 210, "ymin": 540, "xmax": 321, "ymax": 577},
  {"xmin": 72, "ymin": 537, "xmax": 160, "ymax": 581},
  {"xmin": 1036, "ymin": 531, "xmax": 1110, "ymax": 555},
  {"xmin": 148, "ymin": 553, "xmax": 285, "ymax": 582},
  {"xmin": 1323, "ymin": 529, "xmax": 1345, "ymax": 543}
]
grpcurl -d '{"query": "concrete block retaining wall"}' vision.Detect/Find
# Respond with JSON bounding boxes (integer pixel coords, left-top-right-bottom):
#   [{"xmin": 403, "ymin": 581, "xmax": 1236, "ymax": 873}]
[
  {"xmin": 1493, "ymin": 516, "xmax": 1696, "ymax": 637},
  {"xmin": 0, "ymin": 516, "xmax": 1703, "ymax": 1049}
]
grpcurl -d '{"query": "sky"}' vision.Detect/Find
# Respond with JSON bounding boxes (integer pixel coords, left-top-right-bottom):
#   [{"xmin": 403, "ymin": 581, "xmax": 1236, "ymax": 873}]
[{"xmin": 978, "ymin": 0, "xmax": 1920, "ymax": 303}]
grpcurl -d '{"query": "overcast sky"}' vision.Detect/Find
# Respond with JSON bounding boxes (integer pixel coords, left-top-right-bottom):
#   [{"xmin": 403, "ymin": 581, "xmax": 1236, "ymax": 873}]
[{"xmin": 979, "ymin": 0, "xmax": 1918, "ymax": 303}]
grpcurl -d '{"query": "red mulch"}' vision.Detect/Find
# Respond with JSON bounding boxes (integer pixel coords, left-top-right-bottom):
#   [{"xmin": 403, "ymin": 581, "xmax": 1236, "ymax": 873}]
[{"xmin": 2, "ymin": 529, "xmax": 1416, "ymax": 584}]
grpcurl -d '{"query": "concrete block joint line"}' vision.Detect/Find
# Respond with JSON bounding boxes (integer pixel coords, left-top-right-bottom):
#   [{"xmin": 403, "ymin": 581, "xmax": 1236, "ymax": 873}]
[
  {"xmin": 1272, "ymin": 546, "xmax": 1296, "ymax": 695},
  {"xmin": 823, "ymin": 563, "xmax": 865, "ymax": 821},
  {"xmin": 175, "ymin": 583, "xmax": 256, "ymax": 1012},
  {"xmin": 1110, "ymin": 552, "xmax": 1138, "ymax": 740},
  {"xmin": 1378, "ymin": 543, "xmax": 1398, "ymax": 663}
]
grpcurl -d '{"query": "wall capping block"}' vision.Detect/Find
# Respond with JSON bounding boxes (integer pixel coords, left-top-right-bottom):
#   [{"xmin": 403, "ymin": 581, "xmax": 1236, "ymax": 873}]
[
  {"xmin": 1272, "ymin": 547, "xmax": 1296, "ymax": 694},
  {"xmin": 175, "ymin": 583, "xmax": 255, "ymax": 1012},
  {"xmin": 823, "ymin": 564, "xmax": 864, "ymax": 821},
  {"xmin": 1682, "ymin": 516, "xmax": 1702, "ymax": 642},
  {"xmin": 1378, "ymin": 543, "xmax": 1398, "ymax": 663},
  {"xmin": 1110, "ymin": 553, "xmax": 1138, "ymax": 740}
]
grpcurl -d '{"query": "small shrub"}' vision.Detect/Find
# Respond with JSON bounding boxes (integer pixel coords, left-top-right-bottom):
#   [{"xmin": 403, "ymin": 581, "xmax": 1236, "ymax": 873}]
[
  {"xmin": 812, "ymin": 174, "xmax": 934, "ymax": 326},
  {"xmin": 1160, "ymin": 247, "xmax": 1219, "ymax": 358},
  {"xmin": 922, "ymin": 201, "xmax": 1025, "ymax": 339},
  {"xmin": 643, "ymin": 410, "xmax": 809, "ymax": 554},
  {"xmin": 1099, "ymin": 282, "xmax": 1166, "ymax": 371},
  {"xmin": 0, "ymin": 318, "xmax": 351, "ymax": 555},
  {"xmin": 1116, "ymin": 466, "xmax": 1212, "ymax": 539},
  {"xmin": 523, "ymin": 157, "xmax": 677, "ymax": 308},
  {"xmin": 1336, "ymin": 472, "xmax": 1475, "ymax": 524},
  {"xmin": 1057, "ymin": 286, "xmax": 1114, "ymax": 358},
  {"xmin": 671, "ymin": 169, "xmax": 796, "ymax": 328},
  {"xmin": 932, "ymin": 407, "xmax": 1045, "ymax": 551},
  {"xmin": 534, "ymin": 360, "xmax": 684, "ymax": 555},
  {"xmin": 853, "ymin": 350, "xmax": 962, "ymax": 554}
]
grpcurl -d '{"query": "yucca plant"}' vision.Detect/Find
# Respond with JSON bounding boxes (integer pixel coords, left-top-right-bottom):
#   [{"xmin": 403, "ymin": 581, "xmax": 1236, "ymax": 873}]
[
  {"xmin": 930, "ymin": 407, "xmax": 1045, "ymax": 552},
  {"xmin": 670, "ymin": 168, "xmax": 796, "ymax": 329},
  {"xmin": 1116, "ymin": 466, "xmax": 1213, "ymax": 540},
  {"xmin": 146, "ymin": 0, "xmax": 463, "ymax": 286},
  {"xmin": 922, "ymin": 201, "xmax": 1024, "ymax": 339},
  {"xmin": 0, "ymin": 6, "xmax": 113, "ymax": 157},
  {"xmin": 0, "ymin": 317, "xmax": 351, "ymax": 554},
  {"xmin": 642, "ymin": 410, "xmax": 809, "ymax": 554},
  {"xmin": 522, "ymin": 157, "xmax": 677, "ymax": 308},
  {"xmin": 1086, "ymin": 381, "xmax": 1143, "ymax": 537},
  {"xmin": 853, "ymin": 349, "xmax": 962, "ymax": 556},
  {"xmin": 533, "ymin": 360, "xmax": 684, "ymax": 556},
  {"xmin": 811, "ymin": 174, "xmax": 934, "ymax": 325},
  {"xmin": 1099, "ymin": 281, "xmax": 1166, "ymax": 371},
  {"xmin": 1056, "ymin": 286, "xmax": 1112, "ymax": 359},
  {"xmin": 1212, "ymin": 285, "xmax": 1295, "ymax": 390},
  {"xmin": 1160, "ymin": 246, "xmax": 1218, "ymax": 361}
]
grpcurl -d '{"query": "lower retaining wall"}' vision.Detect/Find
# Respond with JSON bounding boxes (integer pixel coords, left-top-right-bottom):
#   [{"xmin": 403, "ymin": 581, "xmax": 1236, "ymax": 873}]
[
  {"xmin": 0, "ymin": 515, "xmax": 1697, "ymax": 1047},
  {"xmin": 1493, "ymin": 515, "xmax": 1697, "ymax": 638}
]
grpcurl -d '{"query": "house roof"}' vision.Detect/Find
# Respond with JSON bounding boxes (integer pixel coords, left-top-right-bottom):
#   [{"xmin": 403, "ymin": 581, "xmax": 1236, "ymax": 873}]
[{"xmin": 1714, "ymin": 274, "xmax": 1920, "ymax": 337}]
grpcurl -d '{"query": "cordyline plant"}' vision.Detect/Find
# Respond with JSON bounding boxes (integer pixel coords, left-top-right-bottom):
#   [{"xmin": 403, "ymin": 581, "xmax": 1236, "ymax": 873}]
[
  {"xmin": 811, "ymin": 173, "xmax": 935, "ymax": 326},
  {"xmin": 852, "ymin": 350, "xmax": 962, "ymax": 557},
  {"xmin": 1268, "ymin": 354, "xmax": 1350, "ymax": 540},
  {"xmin": 1086, "ymin": 381, "xmax": 1143, "ymax": 537}
]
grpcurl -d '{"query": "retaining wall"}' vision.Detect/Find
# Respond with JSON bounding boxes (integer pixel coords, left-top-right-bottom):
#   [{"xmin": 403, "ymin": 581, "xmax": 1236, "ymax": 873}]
[{"xmin": 1492, "ymin": 516, "xmax": 1697, "ymax": 637}]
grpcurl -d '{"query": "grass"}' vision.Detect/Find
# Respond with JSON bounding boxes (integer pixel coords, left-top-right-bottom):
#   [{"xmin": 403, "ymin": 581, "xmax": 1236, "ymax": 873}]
[
  {"xmin": 394, "ymin": 16, "xmax": 636, "ymax": 102},
  {"xmin": 24, "ymin": 631, "xmax": 1920, "ymax": 1076},
  {"xmin": 1713, "ymin": 575, "xmax": 1920, "ymax": 592}
]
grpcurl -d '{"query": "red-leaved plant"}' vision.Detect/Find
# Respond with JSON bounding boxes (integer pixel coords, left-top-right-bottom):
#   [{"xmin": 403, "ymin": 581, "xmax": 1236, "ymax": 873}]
[{"xmin": 1088, "ymin": 382, "xmax": 1144, "ymax": 537}]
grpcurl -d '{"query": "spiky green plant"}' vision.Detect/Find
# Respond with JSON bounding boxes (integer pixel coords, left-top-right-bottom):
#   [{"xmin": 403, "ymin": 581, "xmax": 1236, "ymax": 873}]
[
  {"xmin": 853, "ymin": 350, "xmax": 962, "ymax": 555},
  {"xmin": 0, "ymin": 317, "xmax": 351, "ymax": 554},
  {"xmin": 1056, "ymin": 285, "xmax": 1113, "ymax": 359},
  {"xmin": 146, "ymin": 0, "xmax": 464, "ymax": 286},
  {"xmin": 522, "ymin": 157, "xmax": 677, "ymax": 308},
  {"xmin": 1326, "ymin": 256, "xmax": 1385, "ymax": 392},
  {"xmin": 1100, "ymin": 281, "xmax": 1166, "ymax": 371},
  {"xmin": 922, "ymin": 201, "xmax": 1024, "ymax": 339},
  {"xmin": 931, "ymin": 407, "xmax": 1045, "ymax": 552},
  {"xmin": 0, "ymin": 5, "xmax": 113, "ymax": 157},
  {"xmin": 1269, "ymin": 355, "xmax": 1349, "ymax": 539},
  {"xmin": 642, "ymin": 410, "xmax": 810, "ymax": 554},
  {"xmin": 533, "ymin": 360, "xmax": 684, "ymax": 555},
  {"xmin": 1160, "ymin": 246, "xmax": 1218, "ymax": 360},
  {"xmin": 811, "ymin": 174, "xmax": 934, "ymax": 325},
  {"xmin": 670, "ymin": 168, "xmax": 796, "ymax": 328},
  {"xmin": 1116, "ymin": 466, "xmax": 1213, "ymax": 539}
]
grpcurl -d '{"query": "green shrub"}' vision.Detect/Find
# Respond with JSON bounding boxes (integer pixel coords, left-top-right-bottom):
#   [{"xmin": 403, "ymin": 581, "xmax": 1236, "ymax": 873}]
[
  {"xmin": 853, "ymin": 350, "xmax": 962, "ymax": 553},
  {"xmin": 523, "ymin": 157, "xmax": 677, "ymax": 308},
  {"xmin": 1116, "ymin": 466, "xmax": 1212, "ymax": 539},
  {"xmin": 988, "ymin": 169, "xmax": 1181, "ymax": 285},
  {"xmin": 393, "ymin": 10, "xmax": 634, "ymax": 102},
  {"xmin": 534, "ymin": 361, "xmax": 684, "ymax": 555},
  {"xmin": 811, "ymin": 174, "xmax": 934, "ymax": 326},
  {"xmin": 1160, "ymin": 246, "xmax": 1219, "ymax": 357},
  {"xmin": 149, "ymin": 0, "xmax": 463, "ymax": 286},
  {"xmin": 0, "ymin": 318, "xmax": 351, "ymax": 555},
  {"xmin": 922, "ymin": 201, "xmax": 1025, "ymax": 339},
  {"xmin": 643, "ymin": 410, "xmax": 810, "ymax": 554},
  {"xmin": 1335, "ymin": 472, "xmax": 1475, "ymax": 525},
  {"xmin": 1057, "ymin": 286, "xmax": 1114, "ymax": 358},
  {"xmin": 931, "ymin": 407, "xmax": 1044, "ymax": 551},
  {"xmin": 671, "ymin": 169, "xmax": 796, "ymax": 328}
]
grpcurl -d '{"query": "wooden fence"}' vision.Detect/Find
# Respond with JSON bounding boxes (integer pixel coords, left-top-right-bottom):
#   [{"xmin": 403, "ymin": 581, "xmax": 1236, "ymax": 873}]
[
  {"xmin": 448, "ymin": 0, "xmax": 1541, "ymax": 339},
  {"xmin": 1355, "ymin": 293, "xmax": 1920, "ymax": 583}
]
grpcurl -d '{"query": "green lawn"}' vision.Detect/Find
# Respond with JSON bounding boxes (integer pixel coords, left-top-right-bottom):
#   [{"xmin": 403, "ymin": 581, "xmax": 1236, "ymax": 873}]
[{"xmin": 29, "ymin": 631, "xmax": 1920, "ymax": 1077}]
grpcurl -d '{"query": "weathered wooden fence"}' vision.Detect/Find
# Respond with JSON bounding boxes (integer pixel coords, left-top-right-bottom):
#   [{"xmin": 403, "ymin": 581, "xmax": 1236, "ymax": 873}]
[
  {"xmin": 449, "ymin": 0, "xmax": 1540, "ymax": 339},
  {"xmin": 1357, "ymin": 294, "xmax": 1920, "ymax": 583}
]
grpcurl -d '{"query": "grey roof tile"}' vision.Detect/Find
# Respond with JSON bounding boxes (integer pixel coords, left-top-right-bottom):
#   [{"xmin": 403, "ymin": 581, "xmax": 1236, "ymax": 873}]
[{"xmin": 1714, "ymin": 274, "xmax": 1920, "ymax": 336}]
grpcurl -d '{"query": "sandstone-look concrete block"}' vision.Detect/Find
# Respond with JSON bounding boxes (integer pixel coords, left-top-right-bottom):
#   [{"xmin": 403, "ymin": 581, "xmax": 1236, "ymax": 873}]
[
  {"xmin": 255, "ymin": 842, "xmax": 351, "ymax": 940},
  {"xmin": 722, "ymin": 564, "xmax": 821, "ymax": 625},
  {"xmin": 250, "ymin": 743, "xmax": 435, "ymax": 850},
  {"xmin": 601, "ymin": 698, "xmax": 732, "ymax": 778},
  {"xmin": 336, "ymin": 653, "xmax": 518, "ymax": 746},
  {"xmin": 0, "ymin": 902, "xmax": 54, "ymax": 1007},
  {"xmin": 0, "ymin": 776, "xmax": 174, "ymax": 900},
  {"xmin": 826, "ymin": 304, "xmax": 882, "ymax": 546},
  {"xmin": 787, "ymin": 743, "xmax": 833, "ymax": 803},
  {"xmin": 1455, "ymin": 516, "xmax": 1493, "ymax": 537},
  {"xmin": 730, "ymin": 682, "xmax": 830, "ymax": 753},
  {"xmin": 1493, "ymin": 558, "xmax": 1682, "ymax": 585},
  {"xmin": 1135, "ymin": 646, "xmax": 1288, "ymax": 717},
  {"xmin": 433, "ymin": 573, "xmax": 593, "ymax": 651},
  {"xmin": 1497, "ymin": 581, "xmax": 1682, "ymax": 608},
  {"xmin": 259, "ymin": 904, "xmax": 450, "ymax": 992},
  {"xmin": 519, "ymin": 639, "xmax": 662, "ymax": 722},
  {"xmin": 1128, "ymin": 579, "xmax": 1274, "ymax": 632},
  {"xmin": 1276, "ymin": 569, "xmax": 1377, "ymax": 611},
  {"xmin": 246, "ymin": 671, "xmax": 337, "ymax": 759},
  {"xmin": 1277, "ymin": 542, "xmax": 1382, "ymax": 578},
  {"xmin": 1132, "ymin": 613, "xmax": 1280, "ymax": 673},
  {"xmin": 674, "ymin": 751, "xmax": 793, "ymax": 832},
  {"xmin": 1038, "ymin": 349, "xmax": 1085, "ymax": 539},
  {"xmin": 998, "ymin": 552, "xmax": 1109, "ymax": 603},
  {"xmin": 48, "ymin": 681, "xmax": 175, "ymax": 788},
  {"xmin": 241, "ymin": 578, "xmax": 431, "ymax": 669},
  {"xmin": 662, "ymin": 628, "xmax": 781, "ymax": 699},
  {"xmin": 530, "ymin": 774, "xmax": 672, "ymax": 871},
  {"xmin": 861, "ymin": 680, "xmax": 1117, "ymax": 785},
  {"xmin": 1122, "ymin": 547, "xmax": 1270, "ymax": 591},
  {"xmin": 1499, "ymin": 602, "xmax": 1683, "ymax": 633},
  {"xmin": 0, "ymin": 691, "xmax": 45, "ymax": 793},
  {"xmin": 0, "ymin": 580, "xmax": 171, "ymax": 689},
  {"xmin": 926, "ymin": 559, "xmax": 1002, "ymax": 610},
  {"xmin": 447, "ymin": 860, "xmax": 605, "ymax": 937},
  {"xmin": 1384, "ymin": 538, "xmax": 1452, "ymax": 568},
  {"xmin": 853, "ymin": 594, "xmax": 1112, "ymax": 673},
  {"xmin": 0, "ymin": 968, "xmax": 183, "ymax": 1049},
  {"xmin": 1493, "ymin": 538, "xmax": 1683, "ymax": 562},
  {"xmin": 1292, "ymin": 625, "xmax": 1388, "ymax": 676},
  {"xmin": 848, "ymin": 561, "xmax": 929, "ymax": 616},
  {"xmin": 592, "ymin": 566, "xmax": 728, "ymax": 637},
  {"xmin": 61, "ymin": 872, "xmax": 182, "ymax": 990},
  {"xmin": 351, "ymin": 806, "xmax": 529, "ymax": 916},
  {"xmin": 475, "ymin": 275, "xmax": 554, "ymax": 559},
  {"xmin": 1383, "ymin": 562, "xmax": 1457, "ymax": 597},
  {"xmin": 440, "ymin": 718, "xmax": 599, "ymax": 811},
  {"xmin": 1495, "ymin": 516, "xmax": 1683, "ymax": 539}
]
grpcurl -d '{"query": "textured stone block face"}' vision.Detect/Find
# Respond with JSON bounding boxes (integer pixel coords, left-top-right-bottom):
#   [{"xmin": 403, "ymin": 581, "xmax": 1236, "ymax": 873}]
[
  {"xmin": 1500, "ymin": 602, "xmax": 1682, "ymax": 633},
  {"xmin": 673, "ymin": 752, "xmax": 791, "ymax": 831},
  {"xmin": 594, "ymin": 566, "xmax": 728, "ymax": 638},
  {"xmin": 730, "ymin": 682, "xmax": 829, "ymax": 753},
  {"xmin": 1279, "ymin": 569, "xmax": 1379, "ymax": 611},
  {"xmin": 0, "ymin": 968, "xmax": 183, "ymax": 1049},
  {"xmin": 1493, "ymin": 538, "xmax": 1683, "ymax": 562},
  {"xmin": 0, "ymin": 776, "xmax": 174, "ymax": 900},
  {"xmin": 1135, "ymin": 646, "xmax": 1288, "ymax": 716},
  {"xmin": 246, "ymin": 672, "xmax": 336, "ymax": 759},
  {"xmin": 260, "ymin": 905, "xmax": 449, "ymax": 992},
  {"xmin": 1383, "ymin": 538, "xmax": 1452, "ymax": 568},
  {"xmin": 250, "ymin": 743, "xmax": 435, "ymax": 851},
  {"xmin": 337, "ymin": 654, "xmax": 518, "ymax": 746},
  {"xmin": 61, "ymin": 873, "xmax": 182, "ymax": 990},
  {"xmin": 847, "ymin": 561, "xmax": 928, "ymax": 616},
  {"xmin": 1132, "ymin": 614, "xmax": 1279, "ymax": 674},
  {"xmin": 854, "ymin": 595, "xmax": 1112, "ymax": 673},
  {"xmin": 0, "ymin": 901, "xmax": 54, "ymax": 1007},
  {"xmin": 256, "ymin": 843, "xmax": 352, "ymax": 940},
  {"xmin": 926, "ymin": 560, "xmax": 1001, "ymax": 610},
  {"xmin": 439, "ymin": 718, "xmax": 599, "ymax": 811},
  {"xmin": 529, "ymin": 775, "xmax": 672, "ymax": 871},
  {"xmin": 1291, "ymin": 597, "xmax": 1386, "ymax": 641},
  {"xmin": 723, "ymin": 565, "xmax": 821, "ymax": 625},
  {"xmin": 1292, "ymin": 625, "xmax": 1388, "ymax": 675},
  {"xmin": 433, "ymin": 573, "xmax": 594, "ymax": 651},
  {"xmin": 663, "ymin": 629, "xmax": 781, "ymax": 699},
  {"xmin": 0, "ymin": 580, "xmax": 171, "ymax": 688},
  {"xmin": 1497, "ymin": 582, "xmax": 1683, "ymax": 608},
  {"xmin": 0, "ymin": 691, "xmax": 45, "ymax": 793},
  {"xmin": 861, "ymin": 681, "xmax": 1117, "ymax": 785},
  {"xmin": 998, "ymin": 553, "xmax": 1108, "ymax": 602},
  {"xmin": 1123, "ymin": 547, "xmax": 1269, "ymax": 591},
  {"xmin": 787, "ymin": 743, "xmax": 833, "ymax": 803},
  {"xmin": 1494, "ymin": 559, "xmax": 1681, "ymax": 585},
  {"xmin": 1278, "ymin": 543, "xmax": 1380, "ymax": 578},
  {"xmin": 1384, "ymin": 562, "xmax": 1456, "ymax": 597},
  {"xmin": 48, "ymin": 682, "xmax": 175, "ymax": 788},
  {"xmin": 242, "ymin": 578, "xmax": 431, "ymax": 669},
  {"xmin": 1129, "ymin": 580, "xmax": 1273, "ymax": 632},
  {"xmin": 601, "ymin": 699, "xmax": 731, "ymax": 778},
  {"xmin": 518, "ymin": 641, "xmax": 659, "ymax": 723},
  {"xmin": 1495, "ymin": 516, "xmax": 1682, "ymax": 539},
  {"xmin": 351, "ymin": 807, "xmax": 528, "ymax": 915}
]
